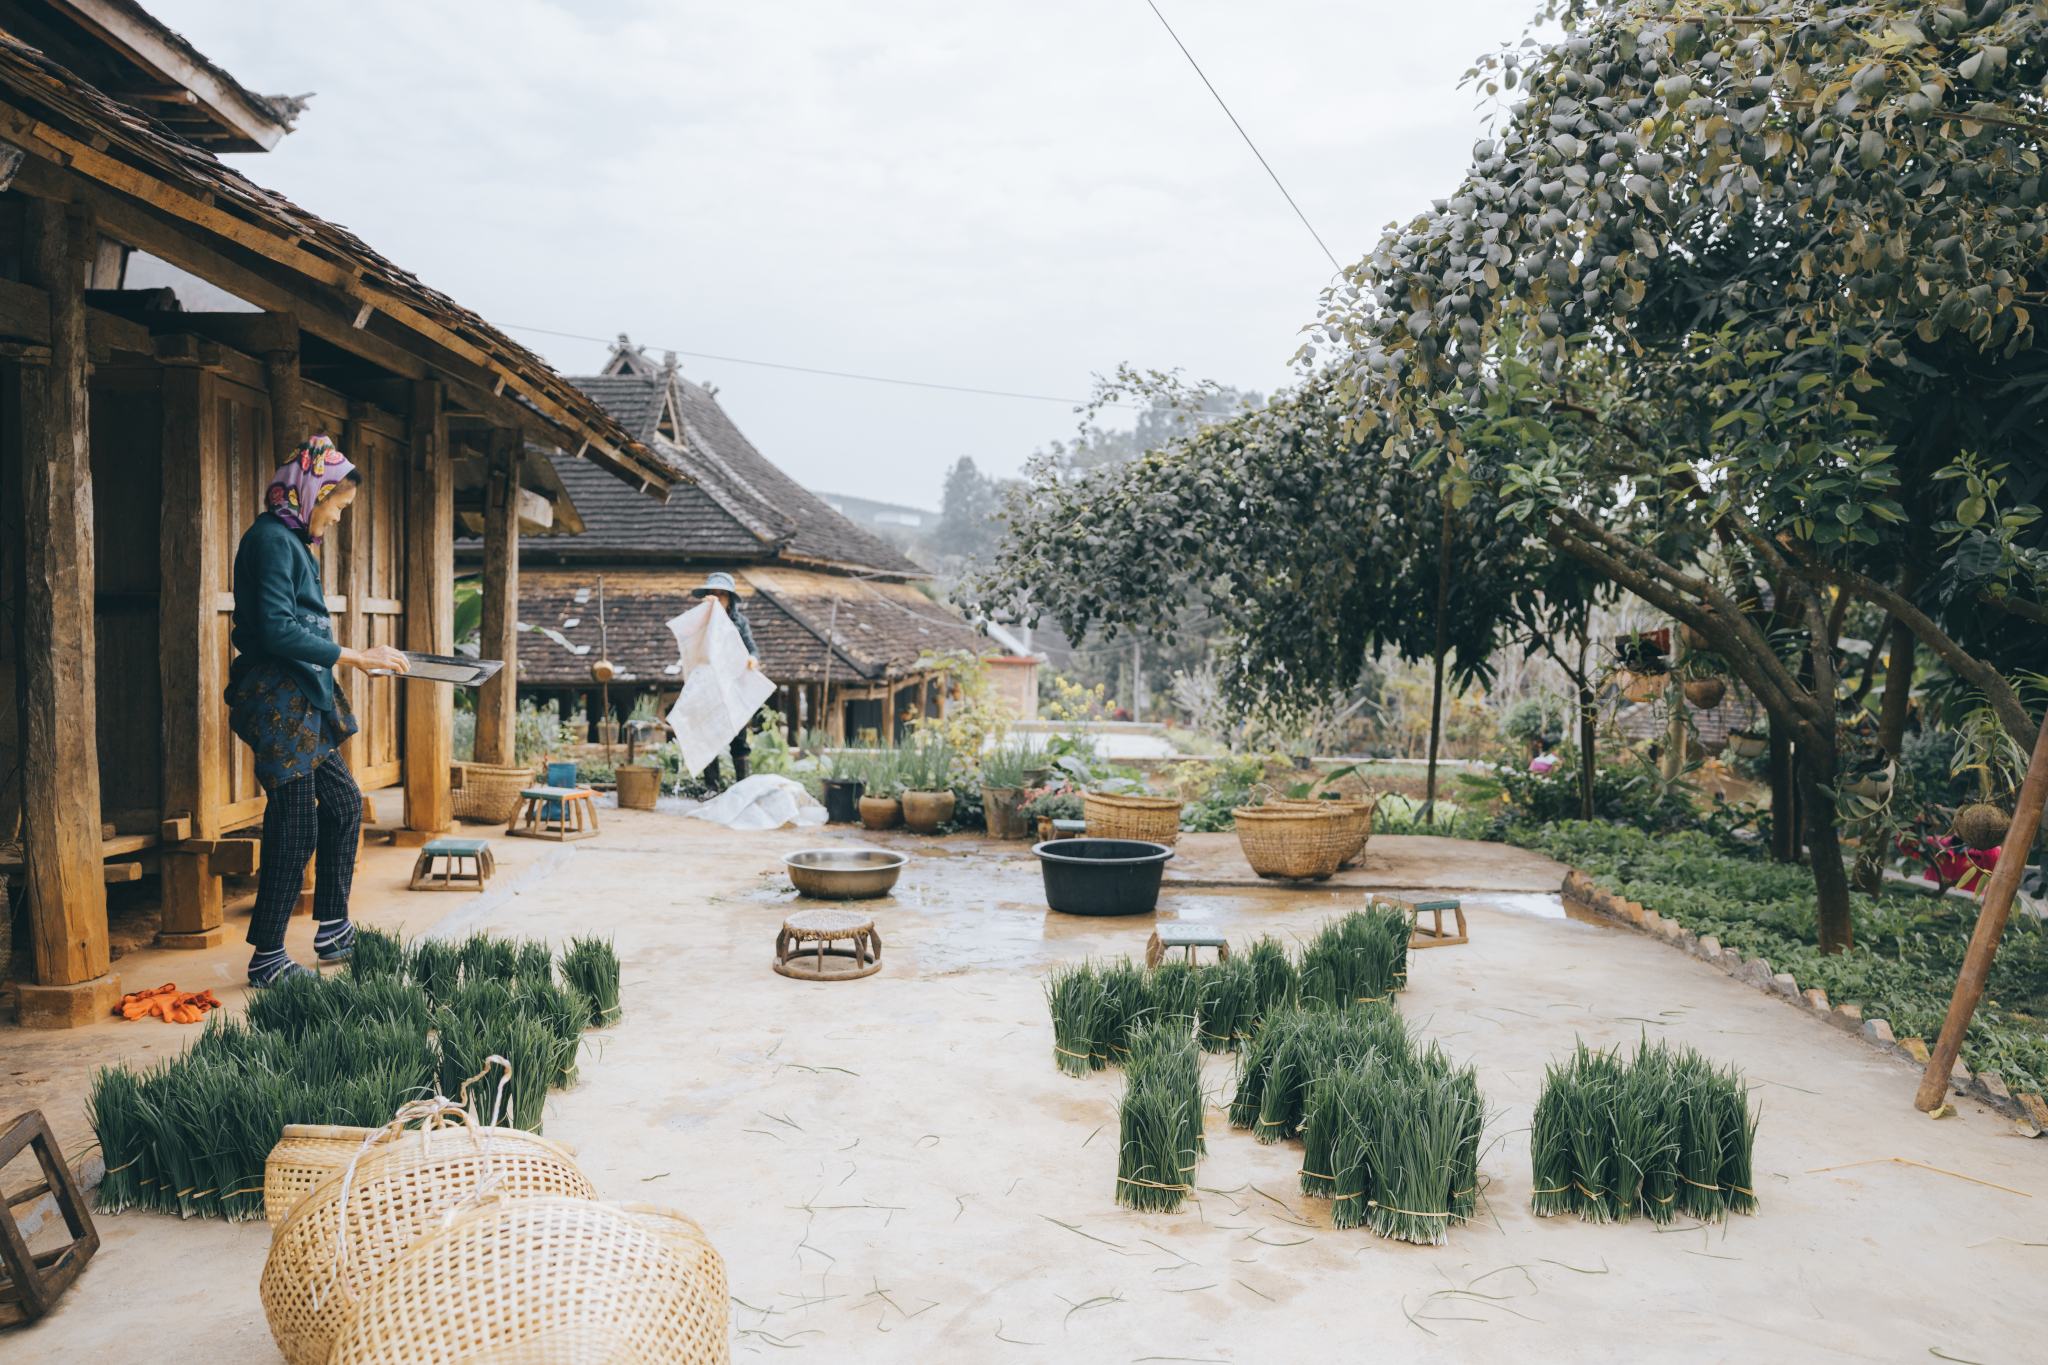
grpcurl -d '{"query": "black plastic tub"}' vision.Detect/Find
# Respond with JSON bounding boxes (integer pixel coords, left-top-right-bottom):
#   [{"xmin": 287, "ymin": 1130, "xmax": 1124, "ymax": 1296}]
[
  {"xmin": 1033, "ymin": 838, "xmax": 1175, "ymax": 916},
  {"xmin": 821, "ymin": 778, "xmax": 865, "ymax": 824}
]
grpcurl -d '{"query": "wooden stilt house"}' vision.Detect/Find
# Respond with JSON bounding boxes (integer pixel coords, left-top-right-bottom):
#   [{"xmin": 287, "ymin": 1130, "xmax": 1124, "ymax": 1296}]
[
  {"xmin": 0, "ymin": 11, "xmax": 682, "ymax": 1026},
  {"xmin": 475, "ymin": 338, "xmax": 993, "ymax": 747}
]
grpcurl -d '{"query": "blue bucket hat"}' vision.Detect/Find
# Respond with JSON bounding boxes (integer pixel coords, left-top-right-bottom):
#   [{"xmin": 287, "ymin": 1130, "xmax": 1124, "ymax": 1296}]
[{"xmin": 691, "ymin": 572, "xmax": 738, "ymax": 597}]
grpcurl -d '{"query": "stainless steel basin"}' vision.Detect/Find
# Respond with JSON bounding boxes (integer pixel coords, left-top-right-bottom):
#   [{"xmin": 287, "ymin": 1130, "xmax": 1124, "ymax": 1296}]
[{"xmin": 782, "ymin": 848, "xmax": 908, "ymax": 900}]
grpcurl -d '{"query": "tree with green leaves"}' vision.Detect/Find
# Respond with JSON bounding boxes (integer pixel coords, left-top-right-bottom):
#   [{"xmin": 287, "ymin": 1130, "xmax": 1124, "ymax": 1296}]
[{"xmin": 1312, "ymin": 0, "xmax": 2048, "ymax": 952}]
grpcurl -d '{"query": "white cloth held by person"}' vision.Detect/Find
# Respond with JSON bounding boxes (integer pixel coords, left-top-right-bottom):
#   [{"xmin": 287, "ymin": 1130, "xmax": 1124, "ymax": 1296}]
[
  {"xmin": 665, "ymin": 599, "xmax": 776, "ymax": 775},
  {"xmin": 684, "ymin": 774, "xmax": 827, "ymax": 831}
]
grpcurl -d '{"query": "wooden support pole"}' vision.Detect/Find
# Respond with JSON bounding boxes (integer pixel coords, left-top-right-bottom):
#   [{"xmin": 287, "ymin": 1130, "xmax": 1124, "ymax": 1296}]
[
  {"xmin": 262, "ymin": 329, "xmax": 303, "ymax": 465},
  {"xmin": 403, "ymin": 380, "xmax": 453, "ymax": 832},
  {"xmin": 17, "ymin": 198, "xmax": 109, "ymax": 990},
  {"xmin": 157, "ymin": 364, "xmax": 223, "ymax": 942},
  {"xmin": 473, "ymin": 428, "xmax": 520, "ymax": 765},
  {"xmin": 1915, "ymin": 711, "xmax": 2048, "ymax": 1112}
]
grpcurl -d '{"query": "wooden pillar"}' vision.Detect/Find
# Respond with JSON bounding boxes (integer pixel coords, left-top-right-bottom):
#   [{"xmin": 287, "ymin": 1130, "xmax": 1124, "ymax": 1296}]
[
  {"xmin": 403, "ymin": 380, "xmax": 453, "ymax": 833},
  {"xmin": 157, "ymin": 365, "xmax": 224, "ymax": 946},
  {"xmin": 473, "ymin": 429, "xmax": 520, "ymax": 765},
  {"xmin": 16, "ymin": 198, "xmax": 117, "ymax": 1022},
  {"xmin": 262, "ymin": 327, "xmax": 303, "ymax": 466}
]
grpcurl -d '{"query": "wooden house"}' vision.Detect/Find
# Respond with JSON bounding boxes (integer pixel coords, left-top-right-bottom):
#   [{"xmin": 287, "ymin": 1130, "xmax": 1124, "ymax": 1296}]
[
  {"xmin": 0, "ymin": 7, "xmax": 685, "ymax": 1026},
  {"xmin": 474, "ymin": 339, "xmax": 992, "ymax": 747}
]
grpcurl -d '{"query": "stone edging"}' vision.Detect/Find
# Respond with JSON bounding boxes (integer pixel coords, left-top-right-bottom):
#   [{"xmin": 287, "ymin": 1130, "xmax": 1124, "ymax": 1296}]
[{"xmin": 1559, "ymin": 868, "xmax": 2048, "ymax": 1133}]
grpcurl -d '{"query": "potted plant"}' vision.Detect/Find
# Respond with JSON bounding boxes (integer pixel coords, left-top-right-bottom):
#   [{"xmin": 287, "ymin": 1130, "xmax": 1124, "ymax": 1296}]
[
  {"xmin": 819, "ymin": 747, "xmax": 865, "ymax": 824},
  {"xmin": 979, "ymin": 743, "xmax": 1030, "ymax": 840},
  {"xmin": 901, "ymin": 740, "xmax": 957, "ymax": 834},
  {"xmin": 857, "ymin": 749, "xmax": 904, "ymax": 830},
  {"xmin": 1614, "ymin": 629, "xmax": 1671, "ymax": 703},
  {"xmin": 1020, "ymin": 787, "xmax": 1085, "ymax": 841},
  {"xmin": 1728, "ymin": 728, "xmax": 1768, "ymax": 760}
]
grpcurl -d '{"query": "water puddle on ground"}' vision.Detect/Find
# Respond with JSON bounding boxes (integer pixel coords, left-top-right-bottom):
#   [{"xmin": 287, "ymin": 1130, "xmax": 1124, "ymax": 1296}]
[{"xmin": 740, "ymin": 843, "xmax": 1390, "ymax": 973}]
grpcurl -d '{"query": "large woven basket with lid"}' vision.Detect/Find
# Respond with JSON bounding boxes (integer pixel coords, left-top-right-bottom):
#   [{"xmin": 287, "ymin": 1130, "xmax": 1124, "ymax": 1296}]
[
  {"xmin": 261, "ymin": 1112, "xmax": 596, "ymax": 1365},
  {"xmin": 262, "ymin": 1122, "xmax": 580, "ymax": 1233},
  {"xmin": 327, "ymin": 1196, "xmax": 730, "ymax": 1365}
]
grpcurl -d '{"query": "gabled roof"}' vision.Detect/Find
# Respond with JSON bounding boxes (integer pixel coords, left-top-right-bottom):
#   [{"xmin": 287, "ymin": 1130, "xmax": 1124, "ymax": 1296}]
[
  {"xmin": 523, "ymin": 339, "xmax": 924, "ymax": 577},
  {"xmin": 0, "ymin": 0, "xmax": 301, "ymax": 150},
  {"xmin": 513, "ymin": 567, "xmax": 986, "ymax": 687}
]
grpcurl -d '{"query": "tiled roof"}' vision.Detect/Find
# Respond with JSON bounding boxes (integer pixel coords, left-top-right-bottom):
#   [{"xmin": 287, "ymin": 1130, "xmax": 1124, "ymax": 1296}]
[
  {"xmin": 532, "ymin": 363, "xmax": 923, "ymax": 577},
  {"xmin": 511, "ymin": 567, "xmax": 988, "ymax": 687}
]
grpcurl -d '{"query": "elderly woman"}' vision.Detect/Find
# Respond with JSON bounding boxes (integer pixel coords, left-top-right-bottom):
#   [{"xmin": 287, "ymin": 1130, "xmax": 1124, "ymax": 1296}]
[{"xmin": 227, "ymin": 435, "xmax": 409, "ymax": 985}]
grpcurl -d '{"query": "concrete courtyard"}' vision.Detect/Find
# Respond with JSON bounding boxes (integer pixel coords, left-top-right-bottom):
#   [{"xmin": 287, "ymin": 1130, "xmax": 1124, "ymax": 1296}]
[{"xmin": 5, "ymin": 809, "xmax": 2043, "ymax": 1362}]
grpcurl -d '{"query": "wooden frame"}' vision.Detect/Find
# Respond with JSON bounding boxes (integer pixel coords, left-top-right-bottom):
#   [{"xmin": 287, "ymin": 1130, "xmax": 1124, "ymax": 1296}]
[{"xmin": 0, "ymin": 1109, "xmax": 99, "ymax": 1326}]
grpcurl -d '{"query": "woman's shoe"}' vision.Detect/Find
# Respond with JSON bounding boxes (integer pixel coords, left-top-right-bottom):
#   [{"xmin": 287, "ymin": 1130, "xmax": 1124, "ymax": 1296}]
[{"xmin": 248, "ymin": 948, "xmax": 312, "ymax": 987}]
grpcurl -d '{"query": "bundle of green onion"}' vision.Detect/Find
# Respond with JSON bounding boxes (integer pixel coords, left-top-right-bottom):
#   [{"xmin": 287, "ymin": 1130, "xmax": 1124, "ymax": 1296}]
[
  {"xmin": 1529, "ymin": 1038, "xmax": 1759, "ymax": 1224},
  {"xmin": 1114, "ymin": 1022, "xmax": 1206, "ymax": 1213}
]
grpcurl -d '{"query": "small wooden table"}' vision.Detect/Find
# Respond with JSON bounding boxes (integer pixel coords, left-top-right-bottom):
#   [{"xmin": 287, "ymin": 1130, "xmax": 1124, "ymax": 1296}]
[
  {"xmin": 409, "ymin": 837, "xmax": 495, "ymax": 891},
  {"xmin": 1377, "ymin": 894, "xmax": 1469, "ymax": 949},
  {"xmin": 773, "ymin": 908, "xmax": 883, "ymax": 981},
  {"xmin": 508, "ymin": 786, "xmax": 601, "ymax": 842},
  {"xmin": 1146, "ymin": 923, "xmax": 1230, "ymax": 968}
]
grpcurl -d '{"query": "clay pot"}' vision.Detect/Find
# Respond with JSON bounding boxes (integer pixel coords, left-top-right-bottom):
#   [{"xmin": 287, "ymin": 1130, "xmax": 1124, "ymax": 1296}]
[
  {"xmin": 858, "ymin": 795, "xmax": 903, "ymax": 830},
  {"xmin": 821, "ymin": 778, "xmax": 865, "ymax": 823},
  {"xmin": 1618, "ymin": 670, "xmax": 1670, "ymax": 704},
  {"xmin": 982, "ymin": 787, "xmax": 1022, "ymax": 839},
  {"xmin": 1728, "ymin": 731, "xmax": 1768, "ymax": 760},
  {"xmin": 1682, "ymin": 677, "xmax": 1727, "ymax": 710},
  {"xmin": 901, "ymin": 789, "xmax": 956, "ymax": 834},
  {"xmin": 1952, "ymin": 803, "xmax": 2012, "ymax": 851}
]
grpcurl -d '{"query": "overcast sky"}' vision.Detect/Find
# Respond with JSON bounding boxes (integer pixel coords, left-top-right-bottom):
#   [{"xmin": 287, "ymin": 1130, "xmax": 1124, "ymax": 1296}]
[{"xmin": 149, "ymin": 0, "xmax": 1534, "ymax": 506}]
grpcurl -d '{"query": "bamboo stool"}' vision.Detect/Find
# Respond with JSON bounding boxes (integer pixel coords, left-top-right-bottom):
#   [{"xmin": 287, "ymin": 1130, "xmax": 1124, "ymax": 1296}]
[
  {"xmin": 508, "ymin": 786, "xmax": 601, "ymax": 842},
  {"xmin": 1145, "ymin": 924, "xmax": 1230, "ymax": 967},
  {"xmin": 1377, "ymin": 894, "xmax": 1469, "ymax": 949},
  {"xmin": 409, "ymin": 837, "xmax": 495, "ymax": 891},
  {"xmin": 0, "ymin": 1109, "xmax": 98, "ymax": 1326},
  {"xmin": 773, "ymin": 908, "xmax": 883, "ymax": 981}
]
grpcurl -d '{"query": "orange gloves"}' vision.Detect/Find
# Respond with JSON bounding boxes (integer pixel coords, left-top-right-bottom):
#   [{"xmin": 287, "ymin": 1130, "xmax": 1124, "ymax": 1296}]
[{"xmin": 115, "ymin": 983, "xmax": 224, "ymax": 1024}]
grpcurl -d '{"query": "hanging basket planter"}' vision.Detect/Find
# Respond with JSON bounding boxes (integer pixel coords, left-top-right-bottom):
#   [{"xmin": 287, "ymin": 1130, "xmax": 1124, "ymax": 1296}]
[
  {"xmin": 1841, "ymin": 763, "xmax": 1895, "ymax": 801},
  {"xmin": 1682, "ymin": 677, "xmax": 1727, "ymax": 710},
  {"xmin": 1617, "ymin": 670, "xmax": 1670, "ymax": 704},
  {"xmin": 1952, "ymin": 803, "xmax": 2012, "ymax": 851},
  {"xmin": 1727, "ymin": 729, "xmax": 1768, "ymax": 760}
]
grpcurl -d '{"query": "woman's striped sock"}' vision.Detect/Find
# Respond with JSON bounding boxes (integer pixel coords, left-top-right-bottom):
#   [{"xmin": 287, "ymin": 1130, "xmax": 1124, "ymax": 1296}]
[{"xmin": 314, "ymin": 919, "xmax": 356, "ymax": 962}]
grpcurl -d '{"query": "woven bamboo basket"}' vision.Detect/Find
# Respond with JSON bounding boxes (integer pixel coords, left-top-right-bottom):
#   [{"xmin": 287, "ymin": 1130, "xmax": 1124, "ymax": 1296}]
[
  {"xmin": 327, "ymin": 1197, "xmax": 729, "ymax": 1365},
  {"xmin": 620, "ymin": 1202, "xmax": 729, "ymax": 1310},
  {"xmin": 1266, "ymin": 796, "xmax": 1376, "ymax": 867},
  {"xmin": 1082, "ymin": 790, "xmax": 1184, "ymax": 845},
  {"xmin": 451, "ymin": 760, "xmax": 538, "ymax": 824},
  {"xmin": 263, "ymin": 1123, "xmax": 580, "ymax": 1234},
  {"xmin": 1232, "ymin": 804, "xmax": 1353, "ymax": 880},
  {"xmin": 261, "ymin": 1119, "xmax": 597, "ymax": 1365}
]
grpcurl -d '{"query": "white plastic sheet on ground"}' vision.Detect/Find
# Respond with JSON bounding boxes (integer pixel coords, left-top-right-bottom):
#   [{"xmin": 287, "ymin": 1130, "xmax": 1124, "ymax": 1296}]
[
  {"xmin": 665, "ymin": 599, "xmax": 776, "ymax": 775},
  {"xmin": 683, "ymin": 774, "xmax": 826, "ymax": 831}
]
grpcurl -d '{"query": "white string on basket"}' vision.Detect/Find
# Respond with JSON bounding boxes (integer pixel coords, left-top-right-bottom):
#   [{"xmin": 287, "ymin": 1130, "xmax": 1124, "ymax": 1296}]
[{"xmin": 311, "ymin": 1094, "xmax": 477, "ymax": 1311}]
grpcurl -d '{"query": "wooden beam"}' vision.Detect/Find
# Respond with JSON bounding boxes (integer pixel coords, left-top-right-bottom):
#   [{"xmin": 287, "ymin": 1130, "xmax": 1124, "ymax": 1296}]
[
  {"xmin": 158, "ymin": 366, "xmax": 222, "ymax": 936},
  {"xmin": 403, "ymin": 380, "xmax": 453, "ymax": 832},
  {"xmin": 473, "ymin": 428, "xmax": 521, "ymax": 766},
  {"xmin": 17, "ymin": 198, "xmax": 107, "ymax": 987},
  {"xmin": 51, "ymin": 0, "xmax": 290, "ymax": 148},
  {"xmin": 1, "ymin": 134, "xmax": 675, "ymax": 494}
]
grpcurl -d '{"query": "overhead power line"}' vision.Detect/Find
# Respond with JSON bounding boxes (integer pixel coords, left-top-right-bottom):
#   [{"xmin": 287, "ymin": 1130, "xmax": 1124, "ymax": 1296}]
[
  {"xmin": 502, "ymin": 324, "xmax": 1103, "ymax": 406},
  {"xmin": 1142, "ymin": 0, "xmax": 1341, "ymax": 273}
]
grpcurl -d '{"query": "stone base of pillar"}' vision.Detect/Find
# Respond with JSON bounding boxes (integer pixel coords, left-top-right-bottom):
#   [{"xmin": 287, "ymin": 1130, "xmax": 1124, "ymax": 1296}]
[
  {"xmin": 155, "ymin": 927, "xmax": 228, "ymax": 950},
  {"xmin": 16, "ymin": 973, "xmax": 123, "ymax": 1029}
]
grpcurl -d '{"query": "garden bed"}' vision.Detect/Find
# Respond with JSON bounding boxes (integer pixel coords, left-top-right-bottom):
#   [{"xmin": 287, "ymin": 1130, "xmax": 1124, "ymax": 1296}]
[{"xmin": 1511, "ymin": 821, "xmax": 2048, "ymax": 1094}]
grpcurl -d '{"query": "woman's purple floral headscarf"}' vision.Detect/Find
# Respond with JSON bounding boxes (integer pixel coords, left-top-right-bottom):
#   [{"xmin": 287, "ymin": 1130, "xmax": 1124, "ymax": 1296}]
[{"xmin": 265, "ymin": 435, "xmax": 356, "ymax": 544}]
